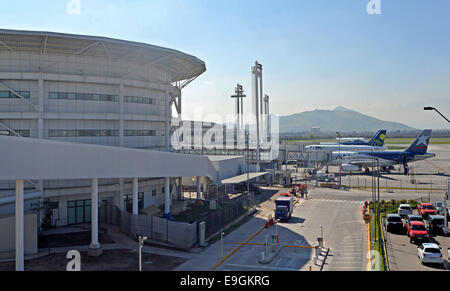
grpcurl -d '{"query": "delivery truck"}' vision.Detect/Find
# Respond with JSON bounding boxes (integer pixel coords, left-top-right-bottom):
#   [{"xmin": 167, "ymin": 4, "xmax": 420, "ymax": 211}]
[{"xmin": 275, "ymin": 196, "xmax": 294, "ymax": 222}]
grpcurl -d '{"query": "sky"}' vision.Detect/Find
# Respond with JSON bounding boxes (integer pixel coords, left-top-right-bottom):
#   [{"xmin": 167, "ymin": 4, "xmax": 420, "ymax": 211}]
[{"xmin": 1, "ymin": 0, "xmax": 450, "ymax": 129}]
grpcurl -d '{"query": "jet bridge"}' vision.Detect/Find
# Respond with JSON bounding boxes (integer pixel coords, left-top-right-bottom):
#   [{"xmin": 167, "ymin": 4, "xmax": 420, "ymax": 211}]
[{"xmin": 278, "ymin": 142, "xmax": 332, "ymax": 167}]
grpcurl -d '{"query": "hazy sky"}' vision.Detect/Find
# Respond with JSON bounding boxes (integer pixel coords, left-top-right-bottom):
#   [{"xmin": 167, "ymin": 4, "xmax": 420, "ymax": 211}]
[{"xmin": 2, "ymin": 0, "xmax": 449, "ymax": 129}]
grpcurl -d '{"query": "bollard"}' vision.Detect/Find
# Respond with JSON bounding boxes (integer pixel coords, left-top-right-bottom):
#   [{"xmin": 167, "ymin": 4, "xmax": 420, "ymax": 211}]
[
  {"xmin": 271, "ymin": 234, "xmax": 278, "ymax": 252},
  {"xmin": 317, "ymin": 237, "xmax": 324, "ymax": 249}
]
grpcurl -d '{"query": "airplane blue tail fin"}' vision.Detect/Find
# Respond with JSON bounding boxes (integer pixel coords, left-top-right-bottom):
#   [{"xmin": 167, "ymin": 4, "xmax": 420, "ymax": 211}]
[
  {"xmin": 368, "ymin": 130, "xmax": 387, "ymax": 147},
  {"xmin": 406, "ymin": 130, "xmax": 432, "ymax": 154}
]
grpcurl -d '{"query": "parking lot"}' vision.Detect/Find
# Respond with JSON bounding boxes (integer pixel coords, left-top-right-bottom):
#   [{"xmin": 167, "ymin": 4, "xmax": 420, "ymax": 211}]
[
  {"xmin": 290, "ymin": 143, "xmax": 450, "ymax": 271},
  {"xmin": 384, "ymin": 213, "xmax": 450, "ymax": 271}
]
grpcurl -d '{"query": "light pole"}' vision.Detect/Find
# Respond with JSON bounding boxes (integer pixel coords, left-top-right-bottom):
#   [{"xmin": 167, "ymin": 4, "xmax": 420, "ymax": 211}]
[
  {"xmin": 337, "ymin": 132, "xmax": 342, "ymax": 189},
  {"xmin": 424, "ymin": 107, "xmax": 450, "ymax": 124},
  {"xmin": 424, "ymin": 107, "xmax": 449, "ymax": 229},
  {"xmin": 136, "ymin": 234, "xmax": 148, "ymax": 272}
]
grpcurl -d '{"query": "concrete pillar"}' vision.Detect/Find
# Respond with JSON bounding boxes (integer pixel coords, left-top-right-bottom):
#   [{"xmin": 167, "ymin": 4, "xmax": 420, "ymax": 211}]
[
  {"xmin": 88, "ymin": 178, "xmax": 102, "ymax": 256},
  {"xmin": 196, "ymin": 177, "xmax": 201, "ymax": 200},
  {"xmin": 38, "ymin": 74, "xmax": 45, "ymax": 227},
  {"xmin": 119, "ymin": 80, "xmax": 124, "ymax": 147},
  {"xmin": 15, "ymin": 180, "xmax": 24, "ymax": 271},
  {"xmin": 164, "ymin": 177, "xmax": 171, "ymax": 217},
  {"xmin": 118, "ymin": 178, "xmax": 124, "ymax": 211},
  {"xmin": 132, "ymin": 178, "xmax": 139, "ymax": 215},
  {"xmin": 165, "ymin": 92, "xmax": 171, "ymax": 151}
]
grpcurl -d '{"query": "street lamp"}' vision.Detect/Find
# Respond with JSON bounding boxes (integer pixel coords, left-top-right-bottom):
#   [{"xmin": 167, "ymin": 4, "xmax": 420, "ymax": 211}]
[
  {"xmin": 424, "ymin": 107, "xmax": 450, "ymax": 124},
  {"xmin": 136, "ymin": 234, "xmax": 148, "ymax": 271},
  {"xmin": 337, "ymin": 132, "xmax": 342, "ymax": 189}
]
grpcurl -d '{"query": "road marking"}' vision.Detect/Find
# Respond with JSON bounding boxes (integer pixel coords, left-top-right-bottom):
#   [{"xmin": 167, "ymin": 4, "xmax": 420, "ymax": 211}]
[
  {"xmin": 233, "ymin": 242, "xmax": 315, "ymax": 249},
  {"xmin": 210, "ymin": 224, "xmax": 266, "ymax": 271},
  {"xmin": 226, "ymin": 263, "xmax": 300, "ymax": 271},
  {"xmin": 312, "ymin": 199, "xmax": 364, "ymax": 204}
]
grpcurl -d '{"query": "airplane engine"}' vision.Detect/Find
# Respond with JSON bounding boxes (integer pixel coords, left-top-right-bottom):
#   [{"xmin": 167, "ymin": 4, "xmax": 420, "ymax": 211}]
[{"xmin": 342, "ymin": 164, "xmax": 361, "ymax": 172}]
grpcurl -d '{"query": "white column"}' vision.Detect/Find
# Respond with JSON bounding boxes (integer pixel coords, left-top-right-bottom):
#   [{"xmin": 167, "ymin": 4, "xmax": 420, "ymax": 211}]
[
  {"xmin": 165, "ymin": 92, "xmax": 171, "ymax": 151},
  {"xmin": 132, "ymin": 178, "xmax": 139, "ymax": 215},
  {"xmin": 90, "ymin": 179, "xmax": 100, "ymax": 250},
  {"xmin": 164, "ymin": 177, "xmax": 171, "ymax": 216},
  {"xmin": 15, "ymin": 180, "xmax": 24, "ymax": 271},
  {"xmin": 197, "ymin": 177, "xmax": 201, "ymax": 200},
  {"xmin": 252, "ymin": 63, "xmax": 261, "ymax": 169},
  {"xmin": 38, "ymin": 74, "xmax": 45, "ymax": 226},
  {"xmin": 119, "ymin": 178, "xmax": 124, "ymax": 211},
  {"xmin": 119, "ymin": 81, "xmax": 124, "ymax": 147}
]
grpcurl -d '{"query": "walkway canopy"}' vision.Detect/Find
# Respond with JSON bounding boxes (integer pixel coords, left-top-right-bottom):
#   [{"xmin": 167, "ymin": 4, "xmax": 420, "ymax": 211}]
[
  {"xmin": 221, "ymin": 172, "xmax": 269, "ymax": 185},
  {"xmin": 0, "ymin": 136, "xmax": 219, "ymax": 183}
]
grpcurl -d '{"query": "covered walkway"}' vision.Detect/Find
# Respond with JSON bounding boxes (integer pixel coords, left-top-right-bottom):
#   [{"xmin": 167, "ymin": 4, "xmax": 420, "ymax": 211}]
[{"xmin": 0, "ymin": 136, "xmax": 221, "ymax": 270}]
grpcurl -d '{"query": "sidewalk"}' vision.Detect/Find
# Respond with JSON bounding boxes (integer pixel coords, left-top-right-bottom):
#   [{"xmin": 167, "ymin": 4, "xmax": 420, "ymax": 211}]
[{"xmin": 176, "ymin": 192, "xmax": 309, "ymax": 271}]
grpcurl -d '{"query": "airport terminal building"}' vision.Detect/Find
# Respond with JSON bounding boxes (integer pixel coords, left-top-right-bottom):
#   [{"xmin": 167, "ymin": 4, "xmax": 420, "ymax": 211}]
[{"xmin": 0, "ymin": 29, "xmax": 206, "ymax": 226}]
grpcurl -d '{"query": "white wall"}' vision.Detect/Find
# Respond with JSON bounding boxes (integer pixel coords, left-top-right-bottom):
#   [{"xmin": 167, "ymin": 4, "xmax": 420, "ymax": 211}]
[{"xmin": 0, "ymin": 212, "xmax": 38, "ymax": 259}]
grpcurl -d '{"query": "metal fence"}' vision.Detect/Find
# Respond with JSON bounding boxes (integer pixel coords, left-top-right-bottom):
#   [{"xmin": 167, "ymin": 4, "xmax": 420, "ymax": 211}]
[
  {"xmin": 99, "ymin": 204, "xmax": 198, "ymax": 250},
  {"xmin": 342, "ymin": 176, "xmax": 448, "ymax": 193},
  {"xmin": 204, "ymin": 193, "xmax": 253, "ymax": 239}
]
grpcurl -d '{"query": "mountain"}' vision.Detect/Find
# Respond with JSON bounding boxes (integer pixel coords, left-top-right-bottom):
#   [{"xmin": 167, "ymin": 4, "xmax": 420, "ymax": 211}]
[{"xmin": 279, "ymin": 106, "xmax": 416, "ymax": 133}]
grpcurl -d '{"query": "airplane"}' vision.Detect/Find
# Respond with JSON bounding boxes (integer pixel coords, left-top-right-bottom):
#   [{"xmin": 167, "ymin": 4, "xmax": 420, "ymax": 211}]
[
  {"xmin": 322, "ymin": 130, "xmax": 387, "ymax": 146},
  {"xmin": 306, "ymin": 130, "xmax": 387, "ymax": 152},
  {"xmin": 329, "ymin": 130, "xmax": 435, "ymax": 175}
]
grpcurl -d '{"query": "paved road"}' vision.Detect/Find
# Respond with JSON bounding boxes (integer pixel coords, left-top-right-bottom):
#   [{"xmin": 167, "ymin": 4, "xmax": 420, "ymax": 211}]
[{"xmin": 177, "ymin": 188, "xmax": 369, "ymax": 271}]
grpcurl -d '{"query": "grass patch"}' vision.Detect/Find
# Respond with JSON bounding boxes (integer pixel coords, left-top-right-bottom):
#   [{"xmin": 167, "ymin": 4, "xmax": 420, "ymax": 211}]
[
  {"xmin": 369, "ymin": 199, "xmax": 420, "ymax": 215},
  {"xmin": 386, "ymin": 138, "xmax": 450, "ymax": 145},
  {"xmin": 281, "ymin": 138, "xmax": 450, "ymax": 145}
]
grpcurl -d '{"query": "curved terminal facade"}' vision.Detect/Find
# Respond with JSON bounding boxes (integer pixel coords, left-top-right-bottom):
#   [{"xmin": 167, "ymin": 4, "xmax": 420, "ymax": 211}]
[{"xmin": 0, "ymin": 29, "xmax": 206, "ymax": 225}]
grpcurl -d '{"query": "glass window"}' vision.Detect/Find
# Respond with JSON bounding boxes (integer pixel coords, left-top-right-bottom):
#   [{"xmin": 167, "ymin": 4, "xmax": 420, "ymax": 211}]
[
  {"xmin": 58, "ymin": 93, "xmax": 68, "ymax": 100},
  {"xmin": 0, "ymin": 91, "xmax": 9, "ymax": 98},
  {"xmin": 20, "ymin": 91, "xmax": 30, "ymax": 99},
  {"xmin": 68, "ymin": 93, "xmax": 76, "ymax": 100},
  {"xmin": 93, "ymin": 94, "xmax": 100, "ymax": 101},
  {"xmin": 49, "ymin": 92, "xmax": 58, "ymax": 99}
]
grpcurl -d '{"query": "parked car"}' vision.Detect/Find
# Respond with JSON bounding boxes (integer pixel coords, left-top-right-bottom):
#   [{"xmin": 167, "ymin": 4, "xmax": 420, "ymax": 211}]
[
  {"xmin": 406, "ymin": 221, "xmax": 430, "ymax": 244},
  {"xmin": 417, "ymin": 243, "xmax": 445, "ymax": 266},
  {"xmin": 437, "ymin": 203, "xmax": 450, "ymax": 220},
  {"xmin": 398, "ymin": 204, "xmax": 413, "ymax": 217},
  {"xmin": 385, "ymin": 214, "xmax": 403, "ymax": 232},
  {"xmin": 435, "ymin": 202, "xmax": 445, "ymax": 215},
  {"xmin": 418, "ymin": 203, "xmax": 437, "ymax": 217},
  {"xmin": 404, "ymin": 214, "xmax": 423, "ymax": 228},
  {"xmin": 405, "ymin": 214, "xmax": 423, "ymax": 223},
  {"xmin": 425, "ymin": 215, "xmax": 446, "ymax": 235}
]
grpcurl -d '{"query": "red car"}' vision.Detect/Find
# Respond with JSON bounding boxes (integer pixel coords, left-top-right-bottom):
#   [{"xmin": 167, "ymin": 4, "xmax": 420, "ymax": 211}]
[
  {"xmin": 406, "ymin": 221, "xmax": 430, "ymax": 244},
  {"xmin": 417, "ymin": 203, "xmax": 437, "ymax": 217}
]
